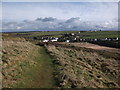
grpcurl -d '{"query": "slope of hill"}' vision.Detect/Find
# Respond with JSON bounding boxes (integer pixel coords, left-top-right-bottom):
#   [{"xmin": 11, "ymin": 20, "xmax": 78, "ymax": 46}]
[
  {"xmin": 2, "ymin": 37, "xmax": 56, "ymax": 88},
  {"xmin": 46, "ymin": 42, "xmax": 120, "ymax": 88},
  {"xmin": 2, "ymin": 32, "xmax": 120, "ymax": 88}
]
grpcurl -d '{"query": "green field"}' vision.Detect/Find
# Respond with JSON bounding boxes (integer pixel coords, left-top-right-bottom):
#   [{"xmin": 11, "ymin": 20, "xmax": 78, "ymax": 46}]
[
  {"xmin": 5, "ymin": 31, "xmax": 78, "ymax": 37},
  {"xmin": 3, "ymin": 31, "xmax": 119, "ymax": 40},
  {"xmin": 80, "ymin": 31, "xmax": 119, "ymax": 39}
]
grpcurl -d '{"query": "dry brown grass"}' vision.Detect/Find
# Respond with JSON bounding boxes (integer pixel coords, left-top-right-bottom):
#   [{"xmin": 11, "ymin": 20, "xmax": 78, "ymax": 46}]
[
  {"xmin": 46, "ymin": 43, "xmax": 120, "ymax": 88},
  {"xmin": 2, "ymin": 37, "xmax": 37, "ymax": 88}
]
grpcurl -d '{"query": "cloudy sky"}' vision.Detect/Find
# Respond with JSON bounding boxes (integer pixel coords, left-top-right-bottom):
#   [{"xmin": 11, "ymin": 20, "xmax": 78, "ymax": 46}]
[
  {"xmin": 2, "ymin": 2, "xmax": 118, "ymax": 21},
  {"xmin": 1, "ymin": 1, "xmax": 118, "ymax": 31}
]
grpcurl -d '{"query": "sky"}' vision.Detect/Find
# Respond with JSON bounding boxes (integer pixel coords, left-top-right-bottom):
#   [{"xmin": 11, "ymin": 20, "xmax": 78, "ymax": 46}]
[
  {"xmin": 1, "ymin": 0, "xmax": 119, "ymax": 2},
  {"xmin": 0, "ymin": 2, "xmax": 2, "ymax": 20},
  {"xmin": 2, "ymin": 2, "xmax": 118, "ymax": 22}
]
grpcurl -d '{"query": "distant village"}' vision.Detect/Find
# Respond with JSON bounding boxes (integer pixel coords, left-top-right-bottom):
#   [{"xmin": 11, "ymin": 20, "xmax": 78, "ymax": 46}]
[{"xmin": 37, "ymin": 31, "xmax": 119, "ymax": 43}]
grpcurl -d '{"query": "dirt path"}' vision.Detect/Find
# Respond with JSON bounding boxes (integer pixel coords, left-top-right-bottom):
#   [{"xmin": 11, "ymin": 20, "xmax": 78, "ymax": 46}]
[
  {"xmin": 14, "ymin": 46, "xmax": 56, "ymax": 88},
  {"xmin": 57, "ymin": 42, "xmax": 120, "ymax": 53}
]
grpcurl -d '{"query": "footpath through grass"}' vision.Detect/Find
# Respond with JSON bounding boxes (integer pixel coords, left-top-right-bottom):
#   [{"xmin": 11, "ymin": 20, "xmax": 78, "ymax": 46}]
[{"xmin": 13, "ymin": 46, "xmax": 56, "ymax": 88}]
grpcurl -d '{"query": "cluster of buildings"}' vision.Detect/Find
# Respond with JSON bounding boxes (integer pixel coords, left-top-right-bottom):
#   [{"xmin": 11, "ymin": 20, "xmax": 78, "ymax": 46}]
[
  {"xmin": 40, "ymin": 37, "xmax": 59, "ymax": 42},
  {"xmin": 39, "ymin": 32, "xmax": 119, "ymax": 43}
]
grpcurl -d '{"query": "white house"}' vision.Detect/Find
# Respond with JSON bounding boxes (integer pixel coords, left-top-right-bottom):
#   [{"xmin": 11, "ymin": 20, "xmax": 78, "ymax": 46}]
[
  {"xmin": 71, "ymin": 33, "xmax": 75, "ymax": 36},
  {"xmin": 51, "ymin": 38, "xmax": 58, "ymax": 42},
  {"xmin": 43, "ymin": 40, "xmax": 49, "ymax": 42},
  {"xmin": 105, "ymin": 38, "xmax": 108, "ymax": 40},
  {"xmin": 94, "ymin": 38, "xmax": 97, "ymax": 41},
  {"xmin": 51, "ymin": 39, "xmax": 58, "ymax": 42},
  {"xmin": 116, "ymin": 37, "xmax": 119, "ymax": 40},
  {"xmin": 74, "ymin": 38, "xmax": 77, "ymax": 40},
  {"xmin": 83, "ymin": 39, "xmax": 86, "ymax": 41},
  {"xmin": 41, "ymin": 37, "xmax": 44, "ymax": 39},
  {"xmin": 80, "ymin": 39, "xmax": 82, "ymax": 41},
  {"xmin": 66, "ymin": 40, "xmax": 70, "ymax": 42},
  {"xmin": 55, "ymin": 38, "xmax": 59, "ymax": 40}
]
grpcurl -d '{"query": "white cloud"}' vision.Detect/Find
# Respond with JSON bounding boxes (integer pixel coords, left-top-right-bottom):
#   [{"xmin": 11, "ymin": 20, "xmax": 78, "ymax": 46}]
[
  {"xmin": 2, "ymin": 17, "xmax": 118, "ymax": 31},
  {"xmin": 2, "ymin": 2, "xmax": 118, "ymax": 31}
]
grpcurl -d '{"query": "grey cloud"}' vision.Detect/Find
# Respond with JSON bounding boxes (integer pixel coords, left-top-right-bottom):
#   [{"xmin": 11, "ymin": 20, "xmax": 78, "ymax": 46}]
[
  {"xmin": 2, "ymin": 17, "xmax": 118, "ymax": 32},
  {"xmin": 65, "ymin": 17, "xmax": 81, "ymax": 23},
  {"xmin": 36, "ymin": 17, "xmax": 57, "ymax": 22}
]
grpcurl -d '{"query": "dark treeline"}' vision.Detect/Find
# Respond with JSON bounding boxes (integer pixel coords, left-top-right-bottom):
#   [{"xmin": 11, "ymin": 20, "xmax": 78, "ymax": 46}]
[{"xmin": 87, "ymin": 41, "xmax": 120, "ymax": 49}]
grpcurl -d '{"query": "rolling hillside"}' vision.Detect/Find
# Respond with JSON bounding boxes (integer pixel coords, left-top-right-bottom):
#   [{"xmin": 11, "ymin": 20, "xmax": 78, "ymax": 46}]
[
  {"xmin": 1, "ymin": 31, "xmax": 120, "ymax": 88},
  {"xmin": 46, "ymin": 42, "xmax": 120, "ymax": 88},
  {"xmin": 2, "ymin": 37, "xmax": 56, "ymax": 88}
]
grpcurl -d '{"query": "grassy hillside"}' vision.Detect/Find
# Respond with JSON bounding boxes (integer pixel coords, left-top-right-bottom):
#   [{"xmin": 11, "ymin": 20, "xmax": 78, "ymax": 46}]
[
  {"xmin": 46, "ymin": 43, "xmax": 120, "ymax": 88},
  {"xmin": 2, "ymin": 37, "xmax": 56, "ymax": 88},
  {"xmin": 2, "ymin": 31, "xmax": 120, "ymax": 88},
  {"xmin": 2, "ymin": 37, "xmax": 35, "ymax": 87}
]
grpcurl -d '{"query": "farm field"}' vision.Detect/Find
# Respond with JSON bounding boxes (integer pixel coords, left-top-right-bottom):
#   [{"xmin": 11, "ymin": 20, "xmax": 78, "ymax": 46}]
[
  {"xmin": 3, "ymin": 31, "xmax": 119, "ymax": 39},
  {"xmin": 3, "ymin": 31, "xmax": 78, "ymax": 38},
  {"xmin": 1, "ymin": 30, "xmax": 120, "ymax": 88},
  {"xmin": 80, "ymin": 31, "xmax": 119, "ymax": 39}
]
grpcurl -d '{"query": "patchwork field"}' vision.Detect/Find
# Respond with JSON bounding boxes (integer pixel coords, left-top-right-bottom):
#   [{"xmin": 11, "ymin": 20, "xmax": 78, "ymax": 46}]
[{"xmin": 3, "ymin": 31, "xmax": 119, "ymax": 39}]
